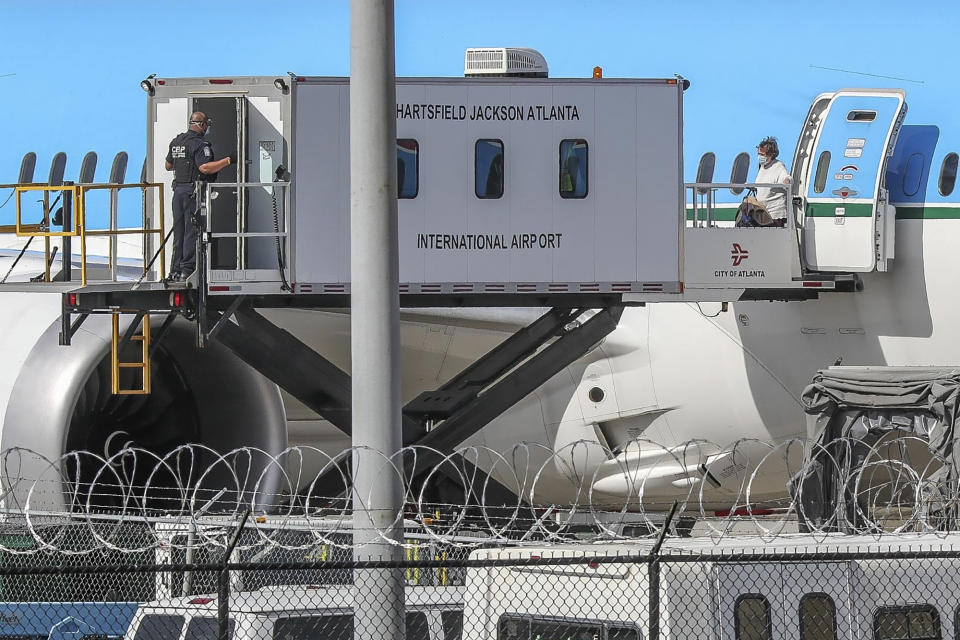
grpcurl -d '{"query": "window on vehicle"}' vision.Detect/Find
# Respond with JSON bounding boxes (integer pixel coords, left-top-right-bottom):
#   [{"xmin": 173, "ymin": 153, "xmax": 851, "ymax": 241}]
[
  {"xmin": 529, "ymin": 619, "xmax": 601, "ymax": 640},
  {"xmin": 939, "ymin": 152, "xmax": 958, "ymax": 197},
  {"xmin": 799, "ymin": 593, "xmax": 836, "ymax": 640},
  {"xmin": 874, "ymin": 605, "xmax": 940, "ymax": 640},
  {"xmin": 730, "ymin": 152, "xmax": 751, "ymax": 195},
  {"xmin": 406, "ymin": 612, "xmax": 430, "ymax": 640},
  {"xmin": 497, "ymin": 615, "xmax": 640, "ymax": 640},
  {"xmin": 813, "ymin": 151, "xmax": 831, "ymax": 194},
  {"xmin": 735, "ymin": 595, "xmax": 772, "ymax": 640},
  {"xmin": 606, "ymin": 625, "xmax": 642, "ymax": 640},
  {"xmin": 559, "ymin": 139, "xmax": 588, "ymax": 199},
  {"xmin": 442, "ymin": 611, "xmax": 463, "ymax": 640},
  {"xmin": 903, "ymin": 152, "xmax": 925, "ymax": 197},
  {"xmin": 185, "ymin": 617, "xmax": 234, "ymax": 640},
  {"xmin": 476, "ymin": 139, "xmax": 504, "ymax": 199},
  {"xmin": 273, "ymin": 615, "xmax": 353, "ymax": 640},
  {"xmin": 134, "ymin": 615, "xmax": 185, "ymax": 640},
  {"xmin": 397, "ymin": 139, "xmax": 419, "ymax": 199}
]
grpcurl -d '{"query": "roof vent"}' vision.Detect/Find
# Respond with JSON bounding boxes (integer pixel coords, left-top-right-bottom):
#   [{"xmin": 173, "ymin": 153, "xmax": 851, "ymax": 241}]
[{"xmin": 464, "ymin": 48, "xmax": 548, "ymax": 78}]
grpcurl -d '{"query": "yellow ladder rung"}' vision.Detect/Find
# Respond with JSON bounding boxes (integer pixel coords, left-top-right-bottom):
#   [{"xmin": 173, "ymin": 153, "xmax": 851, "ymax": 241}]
[{"xmin": 111, "ymin": 313, "xmax": 152, "ymax": 395}]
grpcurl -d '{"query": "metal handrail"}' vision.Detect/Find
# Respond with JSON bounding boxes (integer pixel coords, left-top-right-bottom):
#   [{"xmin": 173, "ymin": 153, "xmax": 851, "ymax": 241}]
[
  {"xmin": 8, "ymin": 182, "xmax": 166, "ymax": 285},
  {"xmin": 204, "ymin": 181, "xmax": 290, "ymax": 253},
  {"xmin": 685, "ymin": 182, "xmax": 795, "ymax": 229}
]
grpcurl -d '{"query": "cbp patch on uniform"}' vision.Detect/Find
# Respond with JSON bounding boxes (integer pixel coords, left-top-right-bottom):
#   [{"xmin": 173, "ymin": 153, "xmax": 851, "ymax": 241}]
[{"xmin": 203, "ymin": 145, "xmax": 213, "ymax": 158}]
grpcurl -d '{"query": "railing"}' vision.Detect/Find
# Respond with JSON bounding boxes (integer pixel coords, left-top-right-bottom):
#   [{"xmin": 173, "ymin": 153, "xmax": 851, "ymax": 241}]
[
  {"xmin": 203, "ymin": 181, "xmax": 290, "ymax": 284},
  {"xmin": 8, "ymin": 182, "xmax": 166, "ymax": 285},
  {"xmin": 685, "ymin": 182, "xmax": 795, "ymax": 230}
]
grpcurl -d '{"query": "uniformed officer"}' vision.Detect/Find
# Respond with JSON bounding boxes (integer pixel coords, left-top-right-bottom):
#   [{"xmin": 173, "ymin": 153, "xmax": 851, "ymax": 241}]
[{"xmin": 164, "ymin": 111, "xmax": 234, "ymax": 282}]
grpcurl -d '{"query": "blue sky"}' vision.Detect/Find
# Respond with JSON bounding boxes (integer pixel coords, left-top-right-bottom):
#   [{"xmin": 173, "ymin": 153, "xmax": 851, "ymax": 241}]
[{"xmin": 1, "ymin": 0, "xmax": 958, "ymax": 222}]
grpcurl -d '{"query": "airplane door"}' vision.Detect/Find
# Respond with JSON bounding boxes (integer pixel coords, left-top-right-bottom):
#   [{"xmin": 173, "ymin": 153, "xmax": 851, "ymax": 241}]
[{"xmin": 801, "ymin": 89, "xmax": 906, "ymax": 272}]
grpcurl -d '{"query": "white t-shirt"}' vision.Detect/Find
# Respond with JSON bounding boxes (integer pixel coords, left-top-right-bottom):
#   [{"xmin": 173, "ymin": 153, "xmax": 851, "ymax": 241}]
[{"xmin": 756, "ymin": 160, "xmax": 791, "ymax": 220}]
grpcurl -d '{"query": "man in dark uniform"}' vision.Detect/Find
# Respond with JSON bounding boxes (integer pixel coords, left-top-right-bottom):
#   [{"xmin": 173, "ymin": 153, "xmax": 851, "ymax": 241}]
[{"xmin": 164, "ymin": 111, "xmax": 234, "ymax": 282}]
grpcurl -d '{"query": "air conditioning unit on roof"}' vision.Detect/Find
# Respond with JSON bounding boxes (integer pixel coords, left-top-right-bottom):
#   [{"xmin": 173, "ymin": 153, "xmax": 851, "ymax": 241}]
[{"xmin": 464, "ymin": 48, "xmax": 549, "ymax": 78}]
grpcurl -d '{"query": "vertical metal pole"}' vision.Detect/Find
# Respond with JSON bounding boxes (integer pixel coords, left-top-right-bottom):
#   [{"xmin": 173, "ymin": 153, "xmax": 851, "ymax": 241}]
[
  {"xmin": 183, "ymin": 521, "xmax": 196, "ymax": 596},
  {"xmin": 648, "ymin": 502, "xmax": 679, "ymax": 640},
  {"xmin": 218, "ymin": 509, "xmax": 249, "ymax": 640},
  {"xmin": 62, "ymin": 183, "xmax": 73, "ymax": 282},
  {"xmin": 350, "ymin": 3, "xmax": 404, "ymax": 640},
  {"xmin": 109, "ymin": 187, "xmax": 119, "ymax": 281}
]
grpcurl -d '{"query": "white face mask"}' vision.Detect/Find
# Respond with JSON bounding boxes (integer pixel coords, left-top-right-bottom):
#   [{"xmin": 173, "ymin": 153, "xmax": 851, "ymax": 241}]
[{"xmin": 758, "ymin": 154, "xmax": 768, "ymax": 167}]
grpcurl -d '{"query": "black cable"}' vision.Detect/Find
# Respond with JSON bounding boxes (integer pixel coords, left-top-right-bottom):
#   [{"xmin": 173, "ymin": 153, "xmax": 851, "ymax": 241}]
[{"xmin": 271, "ymin": 186, "xmax": 291, "ymax": 292}]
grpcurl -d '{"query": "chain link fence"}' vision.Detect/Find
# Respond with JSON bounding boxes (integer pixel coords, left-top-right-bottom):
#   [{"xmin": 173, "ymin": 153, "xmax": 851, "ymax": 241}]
[{"xmin": 1, "ymin": 521, "xmax": 960, "ymax": 640}]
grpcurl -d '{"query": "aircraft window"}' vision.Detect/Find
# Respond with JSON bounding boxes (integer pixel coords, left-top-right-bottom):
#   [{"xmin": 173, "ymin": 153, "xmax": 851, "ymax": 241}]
[
  {"xmin": 730, "ymin": 152, "xmax": 750, "ymax": 195},
  {"xmin": 903, "ymin": 152, "xmax": 925, "ymax": 197},
  {"xmin": 735, "ymin": 594, "xmax": 772, "ymax": 640},
  {"xmin": 560, "ymin": 139, "xmax": 589, "ymax": 199},
  {"xmin": 799, "ymin": 593, "xmax": 836, "ymax": 640},
  {"xmin": 847, "ymin": 110, "xmax": 877, "ymax": 122},
  {"xmin": 939, "ymin": 152, "xmax": 958, "ymax": 197},
  {"xmin": 874, "ymin": 604, "xmax": 940, "ymax": 640},
  {"xmin": 695, "ymin": 152, "xmax": 716, "ymax": 195},
  {"xmin": 813, "ymin": 151, "xmax": 831, "ymax": 194},
  {"xmin": 476, "ymin": 139, "xmax": 504, "ymax": 199},
  {"xmin": 397, "ymin": 139, "xmax": 419, "ymax": 199}
]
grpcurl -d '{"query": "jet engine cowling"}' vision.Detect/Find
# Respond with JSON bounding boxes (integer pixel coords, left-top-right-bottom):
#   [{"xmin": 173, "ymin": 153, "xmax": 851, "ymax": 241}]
[{"xmin": 0, "ymin": 292, "xmax": 288, "ymax": 513}]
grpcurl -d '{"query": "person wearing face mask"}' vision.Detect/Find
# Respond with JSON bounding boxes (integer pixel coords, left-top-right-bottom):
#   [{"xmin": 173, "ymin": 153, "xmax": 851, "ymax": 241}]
[
  {"xmin": 164, "ymin": 111, "xmax": 235, "ymax": 283},
  {"xmin": 754, "ymin": 136, "xmax": 792, "ymax": 227}
]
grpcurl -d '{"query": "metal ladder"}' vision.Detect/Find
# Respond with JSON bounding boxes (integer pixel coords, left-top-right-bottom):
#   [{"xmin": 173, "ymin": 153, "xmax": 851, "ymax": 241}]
[{"xmin": 111, "ymin": 313, "xmax": 151, "ymax": 395}]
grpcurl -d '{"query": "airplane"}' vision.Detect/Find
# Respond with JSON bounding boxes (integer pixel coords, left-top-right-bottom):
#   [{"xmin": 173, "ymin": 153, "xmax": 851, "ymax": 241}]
[{"xmin": 0, "ymin": 80, "xmax": 953, "ymax": 519}]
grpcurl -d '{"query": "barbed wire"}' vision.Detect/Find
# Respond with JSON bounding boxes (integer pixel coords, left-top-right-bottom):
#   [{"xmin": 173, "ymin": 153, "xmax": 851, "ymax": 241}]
[{"xmin": 0, "ymin": 433, "xmax": 955, "ymax": 555}]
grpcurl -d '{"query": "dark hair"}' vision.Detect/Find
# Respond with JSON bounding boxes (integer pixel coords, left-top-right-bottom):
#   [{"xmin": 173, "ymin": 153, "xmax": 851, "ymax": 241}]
[{"xmin": 758, "ymin": 136, "xmax": 779, "ymax": 159}]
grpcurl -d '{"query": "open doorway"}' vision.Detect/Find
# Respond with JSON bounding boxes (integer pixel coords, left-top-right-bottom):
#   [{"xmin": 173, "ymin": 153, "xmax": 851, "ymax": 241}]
[{"xmin": 192, "ymin": 96, "xmax": 242, "ymax": 269}]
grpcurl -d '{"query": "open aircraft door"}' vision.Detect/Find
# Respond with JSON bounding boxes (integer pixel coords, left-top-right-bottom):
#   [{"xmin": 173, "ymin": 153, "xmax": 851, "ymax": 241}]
[{"xmin": 800, "ymin": 89, "xmax": 906, "ymax": 272}]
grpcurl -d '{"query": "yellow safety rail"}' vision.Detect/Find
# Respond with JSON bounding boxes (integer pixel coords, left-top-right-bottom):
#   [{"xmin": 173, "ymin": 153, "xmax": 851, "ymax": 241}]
[
  {"xmin": 10, "ymin": 183, "xmax": 166, "ymax": 285},
  {"xmin": 111, "ymin": 314, "xmax": 151, "ymax": 395}
]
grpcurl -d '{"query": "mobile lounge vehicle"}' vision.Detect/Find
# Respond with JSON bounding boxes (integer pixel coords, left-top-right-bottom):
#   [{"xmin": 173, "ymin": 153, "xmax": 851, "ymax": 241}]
[{"xmin": 464, "ymin": 534, "xmax": 960, "ymax": 639}]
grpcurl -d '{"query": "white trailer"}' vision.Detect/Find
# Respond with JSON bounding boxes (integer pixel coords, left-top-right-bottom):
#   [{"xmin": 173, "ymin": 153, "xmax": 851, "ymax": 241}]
[
  {"xmin": 463, "ymin": 534, "xmax": 960, "ymax": 640},
  {"xmin": 145, "ymin": 69, "xmax": 685, "ymax": 298}
]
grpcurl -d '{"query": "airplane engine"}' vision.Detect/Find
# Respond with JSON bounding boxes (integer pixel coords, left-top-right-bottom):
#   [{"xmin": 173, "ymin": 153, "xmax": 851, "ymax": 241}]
[{"xmin": 0, "ymin": 292, "xmax": 287, "ymax": 512}]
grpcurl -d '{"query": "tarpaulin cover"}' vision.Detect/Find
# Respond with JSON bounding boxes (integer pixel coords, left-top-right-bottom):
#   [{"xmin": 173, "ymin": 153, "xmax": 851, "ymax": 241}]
[
  {"xmin": 797, "ymin": 366, "xmax": 960, "ymax": 529},
  {"xmin": 802, "ymin": 366, "xmax": 960, "ymax": 455}
]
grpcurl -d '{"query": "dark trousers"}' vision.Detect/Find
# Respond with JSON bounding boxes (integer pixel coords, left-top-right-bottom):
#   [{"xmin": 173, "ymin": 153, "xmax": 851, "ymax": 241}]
[{"xmin": 171, "ymin": 186, "xmax": 197, "ymax": 274}]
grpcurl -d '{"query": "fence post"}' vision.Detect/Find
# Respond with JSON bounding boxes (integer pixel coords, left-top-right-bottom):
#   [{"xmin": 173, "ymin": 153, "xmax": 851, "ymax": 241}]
[
  {"xmin": 648, "ymin": 502, "xmax": 679, "ymax": 640},
  {"xmin": 218, "ymin": 509, "xmax": 250, "ymax": 640}
]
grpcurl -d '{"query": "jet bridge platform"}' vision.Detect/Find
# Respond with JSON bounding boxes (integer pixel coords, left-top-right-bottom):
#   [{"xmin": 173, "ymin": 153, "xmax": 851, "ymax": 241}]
[{"xmin": 0, "ymin": 174, "xmax": 862, "ymax": 508}]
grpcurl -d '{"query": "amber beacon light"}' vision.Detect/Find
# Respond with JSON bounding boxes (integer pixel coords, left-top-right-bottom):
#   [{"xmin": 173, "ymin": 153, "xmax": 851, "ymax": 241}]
[{"xmin": 593, "ymin": 66, "xmax": 603, "ymax": 78}]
